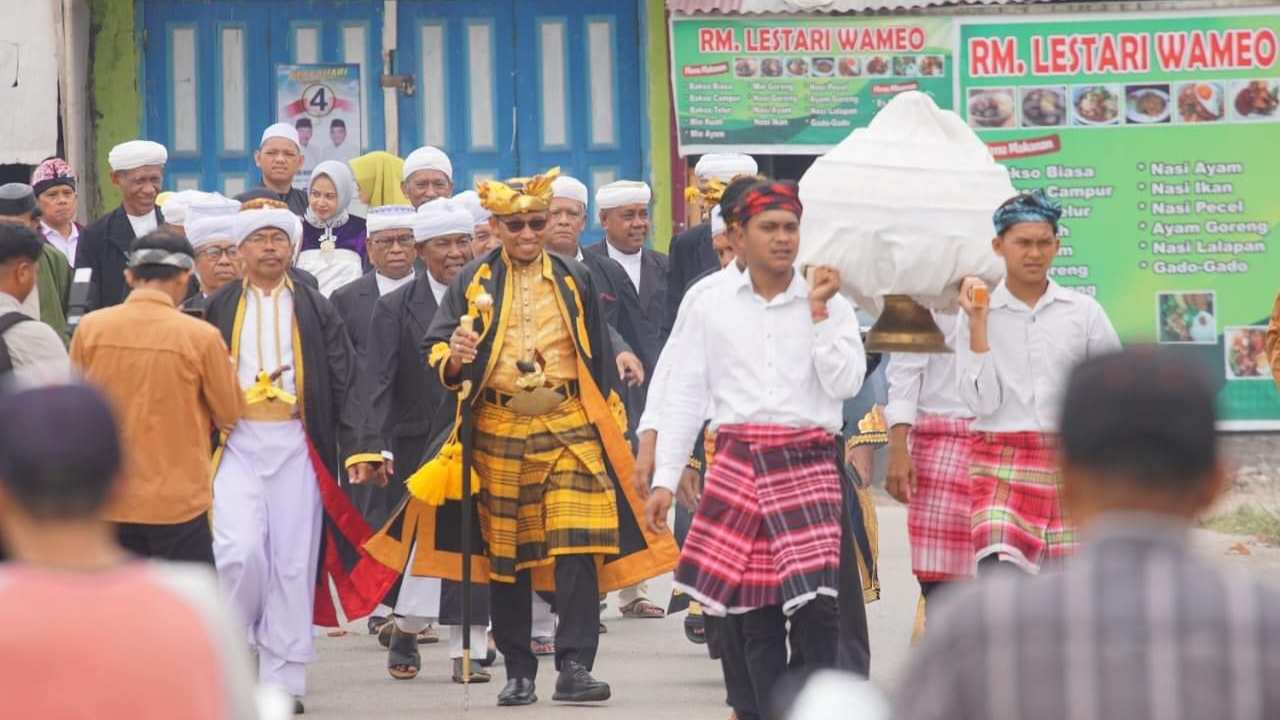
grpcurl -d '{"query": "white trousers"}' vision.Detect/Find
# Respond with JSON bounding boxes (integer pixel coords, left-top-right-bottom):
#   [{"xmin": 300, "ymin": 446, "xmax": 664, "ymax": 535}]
[
  {"xmin": 213, "ymin": 420, "xmax": 322, "ymax": 698},
  {"xmin": 531, "ymin": 590, "xmax": 557, "ymax": 637},
  {"xmin": 393, "ymin": 542, "xmax": 486, "ymax": 659},
  {"xmin": 618, "ymin": 581, "xmax": 651, "ymax": 605}
]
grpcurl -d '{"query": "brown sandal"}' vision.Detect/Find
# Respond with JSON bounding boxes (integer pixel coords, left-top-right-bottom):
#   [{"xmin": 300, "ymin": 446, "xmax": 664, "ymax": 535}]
[
  {"xmin": 619, "ymin": 598, "xmax": 666, "ymax": 619},
  {"xmin": 387, "ymin": 626, "xmax": 421, "ymax": 680}
]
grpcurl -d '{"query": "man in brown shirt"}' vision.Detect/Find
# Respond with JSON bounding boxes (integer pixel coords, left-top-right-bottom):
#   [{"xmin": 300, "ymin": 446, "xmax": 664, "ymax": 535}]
[{"xmin": 70, "ymin": 230, "xmax": 242, "ymax": 564}]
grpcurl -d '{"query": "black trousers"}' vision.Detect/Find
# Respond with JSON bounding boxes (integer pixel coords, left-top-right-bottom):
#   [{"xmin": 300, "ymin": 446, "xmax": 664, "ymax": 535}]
[
  {"xmin": 491, "ymin": 554, "xmax": 600, "ymax": 681},
  {"xmin": 720, "ymin": 597, "xmax": 841, "ymax": 720},
  {"xmin": 117, "ymin": 512, "xmax": 215, "ymax": 565}
]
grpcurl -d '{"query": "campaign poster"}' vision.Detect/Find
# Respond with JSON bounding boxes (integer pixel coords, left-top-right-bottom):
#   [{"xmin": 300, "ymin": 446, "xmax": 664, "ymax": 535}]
[{"xmin": 276, "ymin": 64, "xmax": 362, "ymax": 188}]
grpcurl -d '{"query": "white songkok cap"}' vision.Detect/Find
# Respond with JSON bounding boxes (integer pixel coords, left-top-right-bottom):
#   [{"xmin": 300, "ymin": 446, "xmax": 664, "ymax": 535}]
[
  {"xmin": 260, "ymin": 122, "xmax": 301, "ymax": 151},
  {"xmin": 184, "ymin": 194, "xmax": 241, "ymax": 227},
  {"xmin": 233, "ymin": 207, "xmax": 302, "ymax": 247},
  {"xmin": 108, "ymin": 140, "xmax": 168, "ymax": 172},
  {"xmin": 595, "ymin": 180, "xmax": 651, "ymax": 211},
  {"xmin": 452, "ymin": 190, "xmax": 491, "ymax": 226},
  {"xmin": 159, "ymin": 190, "xmax": 217, "ymax": 227},
  {"xmin": 402, "ymin": 146, "xmax": 453, "ymax": 182},
  {"xmin": 710, "ymin": 206, "xmax": 726, "ymax": 238},
  {"xmin": 694, "ymin": 153, "xmax": 757, "ymax": 182},
  {"xmin": 414, "ymin": 198, "xmax": 475, "ymax": 243},
  {"xmin": 551, "ymin": 176, "xmax": 589, "ymax": 207},
  {"xmin": 187, "ymin": 215, "xmax": 238, "ymax": 251},
  {"xmin": 366, "ymin": 204, "xmax": 417, "ymax": 234}
]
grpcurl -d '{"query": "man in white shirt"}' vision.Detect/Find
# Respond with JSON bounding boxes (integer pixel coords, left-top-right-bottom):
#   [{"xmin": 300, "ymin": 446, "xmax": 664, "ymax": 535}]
[
  {"xmin": 0, "ymin": 224, "xmax": 72, "ymax": 386},
  {"xmin": 646, "ymin": 180, "xmax": 866, "ymax": 720},
  {"xmin": 885, "ymin": 311, "xmax": 978, "ymax": 605},
  {"xmin": 957, "ymin": 189, "xmax": 1120, "ymax": 574},
  {"xmin": 31, "ymin": 157, "xmax": 80, "ymax": 265}
]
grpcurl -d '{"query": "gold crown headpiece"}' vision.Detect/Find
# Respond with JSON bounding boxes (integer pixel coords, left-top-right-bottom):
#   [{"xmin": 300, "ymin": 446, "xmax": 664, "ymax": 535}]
[{"xmin": 476, "ymin": 167, "xmax": 561, "ymax": 216}]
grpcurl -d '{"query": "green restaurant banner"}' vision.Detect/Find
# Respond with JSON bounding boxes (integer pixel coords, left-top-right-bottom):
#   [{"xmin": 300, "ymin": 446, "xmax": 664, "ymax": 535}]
[
  {"xmin": 958, "ymin": 11, "xmax": 1280, "ymax": 428},
  {"xmin": 669, "ymin": 15, "xmax": 955, "ymax": 154}
]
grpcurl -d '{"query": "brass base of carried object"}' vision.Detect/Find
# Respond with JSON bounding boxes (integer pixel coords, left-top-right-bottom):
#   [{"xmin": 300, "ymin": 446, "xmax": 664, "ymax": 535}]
[{"xmin": 865, "ymin": 294, "xmax": 951, "ymax": 354}]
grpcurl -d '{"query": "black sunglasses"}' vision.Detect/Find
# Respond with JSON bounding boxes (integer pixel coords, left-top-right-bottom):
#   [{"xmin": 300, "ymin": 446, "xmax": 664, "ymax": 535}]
[{"xmin": 501, "ymin": 217, "xmax": 548, "ymax": 233}]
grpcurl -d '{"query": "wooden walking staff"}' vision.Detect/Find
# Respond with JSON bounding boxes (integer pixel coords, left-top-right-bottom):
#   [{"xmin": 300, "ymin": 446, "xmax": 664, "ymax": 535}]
[{"xmin": 458, "ymin": 314, "xmax": 478, "ymax": 705}]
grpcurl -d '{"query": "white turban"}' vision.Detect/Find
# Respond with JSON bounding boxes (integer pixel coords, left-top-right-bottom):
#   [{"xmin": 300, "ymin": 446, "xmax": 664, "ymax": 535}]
[
  {"xmin": 595, "ymin": 180, "xmax": 651, "ymax": 211},
  {"xmin": 233, "ymin": 207, "xmax": 302, "ymax": 248},
  {"xmin": 366, "ymin": 204, "xmax": 417, "ymax": 234},
  {"xmin": 710, "ymin": 206, "xmax": 725, "ymax": 238},
  {"xmin": 108, "ymin": 140, "xmax": 168, "ymax": 172},
  {"xmin": 260, "ymin": 122, "xmax": 301, "ymax": 151},
  {"xmin": 414, "ymin": 198, "xmax": 474, "ymax": 243},
  {"xmin": 694, "ymin": 153, "xmax": 757, "ymax": 182},
  {"xmin": 452, "ymin": 190, "xmax": 491, "ymax": 226},
  {"xmin": 403, "ymin": 146, "xmax": 453, "ymax": 182},
  {"xmin": 159, "ymin": 190, "xmax": 218, "ymax": 227},
  {"xmin": 187, "ymin": 216, "xmax": 238, "ymax": 251},
  {"xmin": 184, "ymin": 194, "xmax": 241, "ymax": 227},
  {"xmin": 552, "ymin": 176, "xmax": 589, "ymax": 207}
]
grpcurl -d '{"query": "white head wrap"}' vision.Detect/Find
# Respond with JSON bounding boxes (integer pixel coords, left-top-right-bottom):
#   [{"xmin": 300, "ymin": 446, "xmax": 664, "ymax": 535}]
[
  {"xmin": 184, "ymin": 194, "xmax": 241, "ymax": 227},
  {"xmin": 551, "ymin": 176, "xmax": 589, "ymax": 207},
  {"xmin": 595, "ymin": 180, "xmax": 651, "ymax": 211},
  {"xmin": 710, "ymin": 206, "xmax": 726, "ymax": 238},
  {"xmin": 233, "ymin": 207, "xmax": 302, "ymax": 248},
  {"xmin": 108, "ymin": 140, "xmax": 168, "ymax": 172},
  {"xmin": 694, "ymin": 153, "xmax": 757, "ymax": 182},
  {"xmin": 366, "ymin": 204, "xmax": 417, "ymax": 234},
  {"xmin": 413, "ymin": 198, "xmax": 475, "ymax": 243},
  {"xmin": 451, "ymin": 190, "xmax": 491, "ymax": 226},
  {"xmin": 187, "ymin": 215, "xmax": 239, "ymax": 251},
  {"xmin": 159, "ymin": 190, "xmax": 218, "ymax": 227},
  {"xmin": 260, "ymin": 122, "xmax": 301, "ymax": 151},
  {"xmin": 402, "ymin": 146, "xmax": 453, "ymax": 182}
]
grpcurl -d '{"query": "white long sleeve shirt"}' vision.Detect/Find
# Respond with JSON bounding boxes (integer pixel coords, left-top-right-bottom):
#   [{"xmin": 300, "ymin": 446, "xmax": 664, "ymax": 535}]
[
  {"xmin": 652, "ymin": 268, "xmax": 866, "ymax": 492},
  {"xmin": 884, "ymin": 310, "xmax": 973, "ymax": 427},
  {"xmin": 637, "ymin": 263, "xmax": 743, "ymax": 434},
  {"xmin": 957, "ymin": 279, "xmax": 1120, "ymax": 433}
]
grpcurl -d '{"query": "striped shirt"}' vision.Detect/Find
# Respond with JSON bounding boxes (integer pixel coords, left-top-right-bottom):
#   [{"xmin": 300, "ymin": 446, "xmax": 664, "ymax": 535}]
[{"xmin": 893, "ymin": 513, "xmax": 1280, "ymax": 720}]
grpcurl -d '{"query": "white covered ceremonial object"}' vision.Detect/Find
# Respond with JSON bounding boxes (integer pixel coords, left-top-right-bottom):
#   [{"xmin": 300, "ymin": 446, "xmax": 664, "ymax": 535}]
[
  {"xmin": 595, "ymin": 180, "xmax": 651, "ymax": 211},
  {"xmin": 234, "ymin": 207, "xmax": 302, "ymax": 247},
  {"xmin": 108, "ymin": 140, "xmax": 168, "ymax": 172},
  {"xmin": 403, "ymin": 146, "xmax": 453, "ymax": 182},
  {"xmin": 695, "ymin": 153, "xmax": 757, "ymax": 182},
  {"xmin": 260, "ymin": 122, "xmax": 301, "ymax": 150},
  {"xmin": 414, "ymin": 198, "xmax": 474, "ymax": 242},
  {"xmin": 366, "ymin": 204, "xmax": 417, "ymax": 234},
  {"xmin": 796, "ymin": 91, "xmax": 1012, "ymax": 313},
  {"xmin": 551, "ymin": 176, "xmax": 589, "ymax": 206},
  {"xmin": 452, "ymin": 190, "xmax": 491, "ymax": 225}
]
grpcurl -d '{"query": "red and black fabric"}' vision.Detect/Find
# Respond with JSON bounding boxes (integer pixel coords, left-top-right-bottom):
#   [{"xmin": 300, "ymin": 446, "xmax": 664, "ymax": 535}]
[
  {"xmin": 908, "ymin": 414, "xmax": 978, "ymax": 582},
  {"xmin": 674, "ymin": 424, "xmax": 843, "ymax": 616},
  {"xmin": 969, "ymin": 431, "xmax": 1072, "ymax": 573},
  {"xmin": 733, "ymin": 180, "xmax": 802, "ymax": 223}
]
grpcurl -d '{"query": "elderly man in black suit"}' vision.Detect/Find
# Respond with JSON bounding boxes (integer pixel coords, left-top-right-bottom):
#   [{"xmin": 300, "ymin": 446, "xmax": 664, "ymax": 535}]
[{"xmin": 76, "ymin": 140, "xmax": 168, "ymax": 311}]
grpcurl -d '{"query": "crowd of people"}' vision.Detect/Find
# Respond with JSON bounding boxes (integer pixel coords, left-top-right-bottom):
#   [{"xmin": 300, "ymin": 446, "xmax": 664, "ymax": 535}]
[{"xmin": 1, "ymin": 121, "xmax": 1278, "ymax": 720}]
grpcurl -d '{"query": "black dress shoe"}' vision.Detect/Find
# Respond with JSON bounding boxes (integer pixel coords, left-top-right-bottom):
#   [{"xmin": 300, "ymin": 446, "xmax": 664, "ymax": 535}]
[
  {"xmin": 552, "ymin": 660, "xmax": 611, "ymax": 703},
  {"xmin": 497, "ymin": 678, "xmax": 537, "ymax": 706},
  {"xmin": 292, "ymin": 697, "xmax": 305, "ymax": 715}
]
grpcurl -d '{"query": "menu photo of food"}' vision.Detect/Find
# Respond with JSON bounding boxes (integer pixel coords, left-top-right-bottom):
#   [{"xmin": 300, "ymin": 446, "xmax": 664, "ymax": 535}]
[
  {"xmin": 735, "ymin": 58, "xmax": 759, "ymax": 78},
  {"xmin": 1225, "ymin": 326, "xmax": 1272, "ymax": 380},
  {"xmin": 1230, "ymin": 78, "xmax": 1280, "ymax": 122},
  {"xmin": 1125, "ymin": 84, "xmax": 1172, "ymax": 124},
  {"xmin": 1071, "ymin": 84, "xmax": 1122, "ymax": 126},
  {"xmin": 919, "ymin": 55, "xmax": 945, "ymax": 77},
  {"xmin": 786, "ymin": 57, "xmax": 809, "ymax": 77},
  {"xmin": 1174, "ymin": 81, "xmax": 1225, "ymax": 123},
  {"xmin": 968, "ymin": 87, "xmax": 1016, "ymax": 129},
  {"xmin": 838, "ymin": 57, "xmax": 862, "ymax": 77},
  {"xmin": 761, "ymin": 58, "xmax": 783, "ymax": 77},
  {"xmin": 865, "ymin": 56, "xmax": 890, "ymax": 76},
  {"xmin": 1157, "ymin": 291, "xmax": 1217, "ymax": 344},
  {"xmin": 893, "ymin": 56, "xmax": 919, "ymax": 77},
  {"xmin": 1020, "ymin": 86, "xmax": 1067, "ymax": 128},
  {"xmin": 811, "ymin": 57, "xmax": 835, "ymax": 77}
]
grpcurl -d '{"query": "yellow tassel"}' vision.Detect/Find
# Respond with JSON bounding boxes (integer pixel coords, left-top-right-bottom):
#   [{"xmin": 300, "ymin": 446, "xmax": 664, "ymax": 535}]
[
  {"xmin": 607, "ymin": 390, "xmax": 628, "ymax": 435},
  {"xmin": 404, "ymin": 440, "xmax": 482, "ymax": 506}
]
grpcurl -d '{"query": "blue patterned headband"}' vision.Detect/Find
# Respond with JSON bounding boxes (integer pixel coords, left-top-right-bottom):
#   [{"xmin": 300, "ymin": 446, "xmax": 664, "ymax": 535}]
[{"xmin": 993, "ymin": 189, "xmax": 1062, "ymax": 235}]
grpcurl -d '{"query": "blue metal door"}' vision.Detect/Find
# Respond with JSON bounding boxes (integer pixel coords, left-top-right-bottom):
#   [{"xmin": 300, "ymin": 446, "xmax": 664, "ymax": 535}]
[{"xmin": 139, "ymin": 0, "xmax": 385, "ymax": 196}]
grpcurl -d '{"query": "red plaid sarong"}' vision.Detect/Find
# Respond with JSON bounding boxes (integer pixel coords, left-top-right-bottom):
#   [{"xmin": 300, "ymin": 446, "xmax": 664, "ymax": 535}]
[
  {"xmin": 907, "ymin": 414, "xmax": 977, "ymax": 582},
  {"xmin": 969, "ymin": 431, "xmax": 1073, "ymax": 573},
  {"xmin": 674, "ymin": 424, "xmax": 843, "ymax": 616}
]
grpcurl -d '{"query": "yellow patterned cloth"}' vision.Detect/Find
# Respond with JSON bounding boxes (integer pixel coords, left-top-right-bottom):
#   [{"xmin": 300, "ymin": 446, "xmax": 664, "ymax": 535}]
[
  {"xmin": 473, "ymin": 397, "xmax": 619, "ymax": 582},
  {"xmin": 489, "ymin": 257, "xmax": 578, "ymax": 394}
]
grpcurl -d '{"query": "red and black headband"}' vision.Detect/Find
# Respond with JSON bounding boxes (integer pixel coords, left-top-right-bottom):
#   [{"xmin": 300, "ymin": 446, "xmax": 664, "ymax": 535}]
[{"xmin": 734, "ymin": 180, "xmax": 802, "ymax": 224}]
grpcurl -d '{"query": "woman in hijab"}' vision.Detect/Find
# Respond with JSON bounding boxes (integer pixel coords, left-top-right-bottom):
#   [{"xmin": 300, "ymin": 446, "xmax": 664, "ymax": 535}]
[
  {"xmin": 298, "ymin": 160, "xmax": 366, "ymax": 297},
  {"xmin": 349, "ymin": 151, "xmax": 410, "ymax": 208}
]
